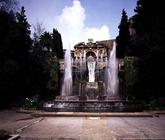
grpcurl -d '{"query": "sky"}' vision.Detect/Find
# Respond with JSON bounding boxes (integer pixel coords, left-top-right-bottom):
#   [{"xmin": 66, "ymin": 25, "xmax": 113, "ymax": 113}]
[{"xmin": 19, "ymin": 0, "xmax": 137, "ymax": 49}]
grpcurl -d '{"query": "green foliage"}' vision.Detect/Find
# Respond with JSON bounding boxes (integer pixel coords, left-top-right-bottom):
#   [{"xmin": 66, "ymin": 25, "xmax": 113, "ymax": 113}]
[
  {"xmin": 0, "ymin": 129, "xmax": 11, "ymax": 139},
  {"xmin": 40, "ymin": 29, "xmax": 64, "ymax": 59},
  {"xmin": 46, "ymin": 55, "xmax": 60, "ymax": 98},
  {"xmin": 40, "ymin": 32, "xmax": 53, "ymax": 51},
  {"xmin": 23, "ymin": 97, "xmax": 38, "ymax": 109},
  {"xmin": 33, "ymin": 22, "xmax": 45, "ymax": 44},
  {"xmin": 28, "ymin": 43, "xmax": 60, "ymax": 100},
  {"xmin": 52, "ymin": 28, "xmax": 63, "ymax": 59},
  {"xmin": 0, "ymin": 2, "xmax": 62, "ymax": 108},
  {"xmin": 123, "ymin": 57, "xmax": 138, "ymax": 99},
  {"xmin": 131, "ymin": 0, "xmax": 165, "ymax": 99},
  {"xmin": 0, "ymin": 5, "xmax": 32, "ymax": 108},
  {"xmin": 145, "ymin": 97, "xmax": 165, "ymax": 110},
  {"xmin": 28, "ymin": 50, "xmax": 50, "ymax": 97},
  {"xmin": 16, "ymin": 7, "xmax": 32, "ymax": 53},
  {"xmin": 49, "ymin": 57, "xmax": 59, "ymax": 83}
]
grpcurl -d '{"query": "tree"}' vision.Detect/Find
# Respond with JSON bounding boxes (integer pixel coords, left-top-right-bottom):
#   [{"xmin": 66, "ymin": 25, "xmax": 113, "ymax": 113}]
[
  {"xmin": 33, "ymin": 22, "xmax": 45, "ymax": 44},
  {"xmin": 0, "ymin": 6, "xmax": 32, "ymax": 100},
  {"xmin": 47, "ymin": 56, "xmax": 60, "ymax": 96},
  {"xmin": 14, "ymin": 7, "xmax": 32, "ymax": 96},
  {"xmin": 16, "ymin": 7, "xmax": 32, "ymax": 54},
  {"xmin": 52, "ymin": 29, "xmax": 63, "ymax": 59},
  {"xmin": 123, "ymin": 57, "xmax": 138, "ymax": 99},
  {"xmin": 40, "ymin": 31, "xmax": 53, "ymax": 52},
  {"xmin": 0, "ymin": 3, "xmax": 63, "ymax": 107},
  {"xmin": 132, "ymin": 0, "xmax": 165, "ymax": 100},
  {"xmin": 133, "ymin": 0, "xmax": 164, "ymax": 36},
  {"xmin": 0, "ymin": 0, "xmax": 18, "ymax": 12},
  {"xmin": 29, "ymin": 29, "xmax": 61, "ymax": 100},
  {"xmin": 116, "ymin": 9, "xmax": 130, "ymax": 58},
  {"xmin": 27, "ymin": 48, "xmax": 50, "ymax": 99},
  {"xmin": 0, "ymin": 5, "xmax": 18, "ymax": 103}
]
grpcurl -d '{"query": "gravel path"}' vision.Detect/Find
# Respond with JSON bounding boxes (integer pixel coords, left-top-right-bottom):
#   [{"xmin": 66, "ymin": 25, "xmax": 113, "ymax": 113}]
[{"xmin": 0, "ymin": 110, "xmax": 165, "ymax": 140}]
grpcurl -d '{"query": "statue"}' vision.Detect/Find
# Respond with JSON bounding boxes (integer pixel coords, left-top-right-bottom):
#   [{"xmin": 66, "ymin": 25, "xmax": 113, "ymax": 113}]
[{"xmin": 87, "ymin": 56, "xmax": 96, "ymax": 82}]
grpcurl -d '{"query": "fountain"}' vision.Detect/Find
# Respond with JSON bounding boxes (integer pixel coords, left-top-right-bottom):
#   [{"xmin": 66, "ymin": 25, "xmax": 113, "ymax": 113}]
[
  {"xmin": 106, "ymin": 42, "xmax": 119, "ymax": 99},
  {"xmin": 61, "ymin": 48, "xmax": 72, "ymax": 96},
  {"xmin": 43, "ymin": 40, "xmax": 143, "ymax": 112}
]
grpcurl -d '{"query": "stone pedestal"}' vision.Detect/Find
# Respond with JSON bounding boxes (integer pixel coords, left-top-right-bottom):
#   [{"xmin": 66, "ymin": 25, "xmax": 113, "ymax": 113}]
[{"xmin": 85, "ymin": 82, "xmax": 98, "ymax": 100}]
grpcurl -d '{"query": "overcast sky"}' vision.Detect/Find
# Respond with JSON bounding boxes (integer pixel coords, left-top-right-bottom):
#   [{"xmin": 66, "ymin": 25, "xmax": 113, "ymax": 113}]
[{"xmin": 19, "ymin": 0, "xmax": 137, "ymax": 49}]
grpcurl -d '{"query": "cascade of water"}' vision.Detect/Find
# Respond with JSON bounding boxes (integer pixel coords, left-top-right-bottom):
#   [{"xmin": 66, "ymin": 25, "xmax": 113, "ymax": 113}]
[
  {"xmin": 61, "ymin": 48, "xmax": 72, "ymax": 96},
  {"xmin": 106, "ymin": 42, "xmax": 119, "ymax": 96}
]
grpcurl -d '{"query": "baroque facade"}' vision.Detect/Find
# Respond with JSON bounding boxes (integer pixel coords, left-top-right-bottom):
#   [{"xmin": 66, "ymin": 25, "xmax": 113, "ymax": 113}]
[{"xmin": 60, "ymin": 39, "xmax": 115, "ymax": 71}]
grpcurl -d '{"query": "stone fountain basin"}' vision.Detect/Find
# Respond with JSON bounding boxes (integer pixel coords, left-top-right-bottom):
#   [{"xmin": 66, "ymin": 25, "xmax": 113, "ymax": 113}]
[{"xmin": 43, "ymin": 97, "xmax": 143, "ymax": 112}]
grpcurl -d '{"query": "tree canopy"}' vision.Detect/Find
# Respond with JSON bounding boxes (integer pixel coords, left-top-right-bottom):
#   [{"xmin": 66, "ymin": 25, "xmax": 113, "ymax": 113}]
[
  {"xmin": 118, "ymin": 0, "xmax": 165, "ymax": 100},
  {"xmin": 0, "ymin": 3, "xmax": 63, "ymax": 108}
]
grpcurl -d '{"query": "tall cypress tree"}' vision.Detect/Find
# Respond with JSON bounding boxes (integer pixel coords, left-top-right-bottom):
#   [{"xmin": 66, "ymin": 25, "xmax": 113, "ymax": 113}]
[
  {"xmin": 16, "ymin": 6, "xmax": 32, "ymax": 96},
  {"xmin": 52, "ymin": 28, "xmax": 63, "ymax": 59},
  {"xmin": 16, "ymin": 7, "xmax": 31, "ymax": 56},
  {"xmin": 116, "ymin": 9, "xmax": 130, "ymax": 58}
]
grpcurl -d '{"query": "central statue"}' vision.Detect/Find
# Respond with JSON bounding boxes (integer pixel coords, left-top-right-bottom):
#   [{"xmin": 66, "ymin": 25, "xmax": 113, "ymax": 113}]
[{"xmin": 87, "ymin": 56, "xmax": 96, "ymax": 82}]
